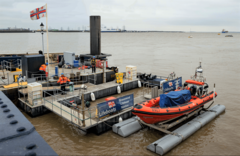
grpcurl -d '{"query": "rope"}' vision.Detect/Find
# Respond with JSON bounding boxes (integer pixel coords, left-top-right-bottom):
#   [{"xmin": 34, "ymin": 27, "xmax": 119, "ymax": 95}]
[
  {"xmin": 27, "ymin": 71, "xmax": 42, "ymax": 74},
  {"xmin": 102, "ymin": 120, "xmax": 113, "ymax": 128},
  {"xmin": 205, "ymin": 101, "xmax": 214, "ymax": 109}
]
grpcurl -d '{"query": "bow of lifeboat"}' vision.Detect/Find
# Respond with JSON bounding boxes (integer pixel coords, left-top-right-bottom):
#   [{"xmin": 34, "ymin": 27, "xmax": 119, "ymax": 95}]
[{"xmin": 132, "ymin": 91, "xmax": 217, "ymax": 124}]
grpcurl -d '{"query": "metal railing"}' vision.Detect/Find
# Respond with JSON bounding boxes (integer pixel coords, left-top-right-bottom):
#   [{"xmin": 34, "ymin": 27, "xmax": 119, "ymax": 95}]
[
  {"xmin": 40, "ymin": 83, "xmax": 136, "ymax": 129},
  {"xmin": 42, "ymin": 88, "xmax": 97, "ymax": 128},
  {"xmin": 30, "ymin": 71, "xmax": 90, "ymax": 85},
  {"xmin": 1, "ymin": 60, "xmax": 22, "ymax": 71}
]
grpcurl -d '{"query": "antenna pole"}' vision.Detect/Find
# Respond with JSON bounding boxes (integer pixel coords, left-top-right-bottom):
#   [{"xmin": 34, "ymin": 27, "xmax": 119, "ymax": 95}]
[{"xmin": 213, "ymin": 83, "xmax": 215, "ymax": 103}]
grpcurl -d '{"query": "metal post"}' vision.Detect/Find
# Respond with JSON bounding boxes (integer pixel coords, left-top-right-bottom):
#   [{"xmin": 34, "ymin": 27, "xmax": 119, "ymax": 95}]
[
  {"xmin": 84, "ymin": 61, "xmax": 85, "ymax": 73},
  {"xmin": 103, "ymin": 60, "xmax": 106, "ymax": 83},
  {"xmin": 81, "ymin": 93, "xmax": 85, "ymax": 127},
  {"xmin": 71, "ymin": 107, "xmax": 72, "ymax": 122},
  {"xmin": 52, "ymin": 96, "xmax": 53, "ymax": 111},
  {"xmin": 7, "ymin": 73, "xmax": 9, "ymax": 85},
  {"xmin": 42, "ymin": 31, "xmax": 44, "ymax": 54},
  {"xmin": 77, "ymin": 106, "xmax": 80, "ymax": 126},
  {"xmin": 25, "ymin": 70, "xmax": 28, "ymax": 80},
  {"xmin": 61, "ymin": 99, "xmax": 62, "ymax": 116}
]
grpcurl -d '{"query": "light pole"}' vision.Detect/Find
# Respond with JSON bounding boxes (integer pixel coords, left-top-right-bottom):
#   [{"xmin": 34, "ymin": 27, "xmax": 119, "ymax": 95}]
[{"xmin": 40, "ymin": 23, "xmax": 44, "ymax": 54}]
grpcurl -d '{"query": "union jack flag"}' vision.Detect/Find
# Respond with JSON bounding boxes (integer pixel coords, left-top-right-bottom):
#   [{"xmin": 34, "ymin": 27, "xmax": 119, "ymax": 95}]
[
  {"xmin": 30, "ymin": 5, "xmax": 46, "ymax": 20},
  {"xmin": 108, "ymin": 101, "xmax": 115, "ymax": 108}
]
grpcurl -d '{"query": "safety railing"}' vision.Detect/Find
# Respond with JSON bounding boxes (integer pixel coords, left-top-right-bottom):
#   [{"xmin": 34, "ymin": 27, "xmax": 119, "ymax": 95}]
[
  {"xmin": 42, "ymin": 88, "xmax": 97, "ymax": 128},
  {"xmin": 30, "ymin": 71, "xmax": 90, "ymax": 85},
  {"xmin": 0, "ymin": 73, "xmax": 9, "ymax": 85},
  {"xmin": 142, "ymin": 81, "xmax": 150, "ymax": 97},
  {"xmin": 31, "ymin": 74, "xmax": 46, "ymax": 83},
  {"xmin": 1, "ymin": 60, "xmax": 21, "ymax": 72}
]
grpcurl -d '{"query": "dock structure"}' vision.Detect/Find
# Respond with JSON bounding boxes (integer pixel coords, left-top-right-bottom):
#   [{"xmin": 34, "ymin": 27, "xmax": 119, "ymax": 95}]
[{"xmin": 17, "ymin": 74, "xmax": 147, "ymax": 134}]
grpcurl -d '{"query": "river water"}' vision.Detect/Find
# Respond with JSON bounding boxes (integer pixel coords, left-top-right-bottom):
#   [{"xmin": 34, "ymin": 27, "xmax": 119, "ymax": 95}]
[{"xmin": 1, "ymin": 32, "xmax": 240, "ymax": 155}]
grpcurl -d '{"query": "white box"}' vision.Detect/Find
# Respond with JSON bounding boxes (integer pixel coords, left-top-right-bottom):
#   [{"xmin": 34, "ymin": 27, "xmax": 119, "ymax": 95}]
[
  {"xmin": 28, "ymin": 93, "xmax": 42, "ymax": 99},
  {"xmin": 126, "ymin": 65, "xmax": 137, "ymax": 80},
  {"xmin": 28, "ymin": 98, "xmax": 42, "ymax": 106},
  {"xmin": 27, "ymin": 82, "xmax": 42, "ymax": 93},
  {"xmin": 64, "ymin": 51, "xmax": 75, "ymax": 66},
  {"xmin": 126, "ymin": 65, "xmax": 137, "ymax": 71}
]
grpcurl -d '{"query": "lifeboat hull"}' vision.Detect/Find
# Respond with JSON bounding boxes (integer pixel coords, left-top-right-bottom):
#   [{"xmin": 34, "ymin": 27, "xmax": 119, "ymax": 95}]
[{"xmin": 132, "ymin": 91, "xmax": 217, "ymax": 124}]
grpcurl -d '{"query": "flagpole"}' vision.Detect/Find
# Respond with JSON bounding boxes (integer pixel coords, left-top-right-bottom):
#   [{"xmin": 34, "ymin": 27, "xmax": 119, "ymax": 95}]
[{"xmin": 46, "ymin": 3, "xmax": 50, "ymax": 79}]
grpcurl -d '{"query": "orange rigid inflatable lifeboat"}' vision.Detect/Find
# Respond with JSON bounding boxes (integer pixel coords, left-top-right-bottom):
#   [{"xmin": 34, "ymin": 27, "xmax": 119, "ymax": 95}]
[
  {"xmin": 132, "ymin": 89, "xmax": 217, "ymax": 124},
  {"xmin": 132, "ymin": 62, "xmax": 217, "ymax": 124}
]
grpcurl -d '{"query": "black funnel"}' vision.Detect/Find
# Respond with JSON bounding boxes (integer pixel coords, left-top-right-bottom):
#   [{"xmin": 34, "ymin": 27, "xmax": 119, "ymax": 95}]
[{"xmin": 90, "ymin": 16, "xmax": 101, "ymax": 56}]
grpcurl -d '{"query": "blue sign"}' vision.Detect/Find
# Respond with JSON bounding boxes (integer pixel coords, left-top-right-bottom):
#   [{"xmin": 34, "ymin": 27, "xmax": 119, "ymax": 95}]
[
  {"xmin": 162, "ymin": 77, "xmax": 182, "ymax": 93},
  {"xmin": 97, "ymin": 99, "xmax": 117, "ymax": 118},
  {"xmin": 116, "ymin": 94, "xmax": 134, "ymax": 111},
  {"xmin": 97, "ymin": 94, "xmax": 134, "ymax": 118}
]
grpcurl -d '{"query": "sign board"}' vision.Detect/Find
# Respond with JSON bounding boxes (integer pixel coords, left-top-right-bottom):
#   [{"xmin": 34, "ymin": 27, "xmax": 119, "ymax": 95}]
[
  {"xmin": 97, "ymin": 99, "xmax": 117, "ymax": 118},
  {"xmin": 162, "ymin": 77, "xmax": 182, "ymax": 93},
  {"xmin": 116, "ymin": 94, "xmax": 134, "ymax": 111},
  {"xmin": 97, "ymin": 94, "xmax": 134, "ymax": 118}
]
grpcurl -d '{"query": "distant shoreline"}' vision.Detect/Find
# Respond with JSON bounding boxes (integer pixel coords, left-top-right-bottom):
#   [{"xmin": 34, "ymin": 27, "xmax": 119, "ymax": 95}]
[
  {"xmin": 0, "ymin": 31, "xmax": 185, "ymax": 33},
  {"xmin": 0, "ymin": 31, "xmax": 239, "ymax": 33},
  {"xmin": 0, "ymin": 31, "xmax": 35, "ymax": 33}
]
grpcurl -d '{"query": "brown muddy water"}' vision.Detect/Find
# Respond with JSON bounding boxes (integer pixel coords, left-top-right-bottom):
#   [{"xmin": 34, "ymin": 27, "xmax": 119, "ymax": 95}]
[{"xmin": 2, "ymin": 32, "xmax": 240, "ymax": 155}]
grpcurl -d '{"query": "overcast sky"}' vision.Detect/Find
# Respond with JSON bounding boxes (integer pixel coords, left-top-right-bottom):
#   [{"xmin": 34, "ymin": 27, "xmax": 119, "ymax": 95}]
[{"xmin": 0, "ymin": 0, "xmax": 239, "ymax": 32}]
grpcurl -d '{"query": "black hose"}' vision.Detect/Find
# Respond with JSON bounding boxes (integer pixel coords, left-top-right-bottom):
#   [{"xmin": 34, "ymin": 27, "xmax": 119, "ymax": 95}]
[{"xmin": 205, "ymin": 101, "xmax": 214, "ymax": 109}]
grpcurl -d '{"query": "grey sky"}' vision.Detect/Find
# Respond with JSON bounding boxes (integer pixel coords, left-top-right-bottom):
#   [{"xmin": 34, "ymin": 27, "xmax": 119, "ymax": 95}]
[{"xmin": 0, "ymin": 0, "xmax": 239, "ymax": 32}]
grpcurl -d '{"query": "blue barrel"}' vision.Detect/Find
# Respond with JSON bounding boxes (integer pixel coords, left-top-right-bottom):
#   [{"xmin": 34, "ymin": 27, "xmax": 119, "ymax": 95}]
[
  {"xmin": 74, "ymin": 60, "xmax": 79, "ymax": 67},
  {"xmin": 55, "ymin": 66, "xmax": 58, "ymax": 76}
]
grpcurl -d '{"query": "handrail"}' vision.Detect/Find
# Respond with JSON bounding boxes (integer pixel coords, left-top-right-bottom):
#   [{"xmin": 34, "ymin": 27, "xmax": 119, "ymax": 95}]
[{"xmin": 43, "ymin": 98, "xmax": 91, "ymax": 121}]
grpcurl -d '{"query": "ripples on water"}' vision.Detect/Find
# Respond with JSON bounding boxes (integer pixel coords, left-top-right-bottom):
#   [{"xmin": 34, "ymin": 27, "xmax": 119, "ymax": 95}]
[{"xmin": 5, "ymin": 32, "xmax": 240, "ymax": 155}]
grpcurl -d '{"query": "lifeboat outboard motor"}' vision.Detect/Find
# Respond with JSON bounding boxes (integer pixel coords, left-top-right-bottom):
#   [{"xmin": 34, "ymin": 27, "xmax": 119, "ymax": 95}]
[
  {"xmin": 197, "ymin": 86, "xmax": 203, "ymax": 97},
  {"xmin": 190, "ymin": 85, "xmax": 197, "ymax": 95},
  {"xmin": 183, "ymin": 82, "xmax": 188, "ymax": 89},
  {"xmin": 146, "ymin": 74, "xmax": 151, "ymax": 80},
  {"xmin": 203, "ymin": 83, "xmax": 209, "ymax": 95}
]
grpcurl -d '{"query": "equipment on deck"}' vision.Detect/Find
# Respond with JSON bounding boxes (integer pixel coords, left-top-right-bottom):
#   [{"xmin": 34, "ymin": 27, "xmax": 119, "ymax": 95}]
[
  {"xmin": 64, "ymin": 51, "xmax": 75, "ymax": 66},
  {"xmin": 58, "ymin": 57, "xmax": 64, "ymax": 68},
  {"xmin": 22, "ymin": 55, "xmax": 45, "ymax": 78}
]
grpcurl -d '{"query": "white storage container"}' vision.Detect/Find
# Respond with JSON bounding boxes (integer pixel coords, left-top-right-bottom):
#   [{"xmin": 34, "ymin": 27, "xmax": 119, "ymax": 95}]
[
  {"xmin": 64, "ymin": 51, "xmax": 75, "ymax": 66},
  {"xmin": 28, "ymin": 93, "xmax": 42, "ymax": 100},
  {"xmin": 28, "ymin": 98, "xmax": 42, "ymax": 106},
  {"xmin": 27, "ymin": 82, "xmax": 42, "ymax": 106},
  {"xmin": 126, "ymin": 65, "xmax": 137, "ymax": 80},
  {"xmin": 27, "ymin": 82, "xmax": 42, "ymax": 93}
]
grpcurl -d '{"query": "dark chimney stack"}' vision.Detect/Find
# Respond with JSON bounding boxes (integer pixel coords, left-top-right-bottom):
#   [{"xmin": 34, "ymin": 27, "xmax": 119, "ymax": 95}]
[{"xmin": 90, "ymin": 16, "xmax": 101, "ymax": 56}]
